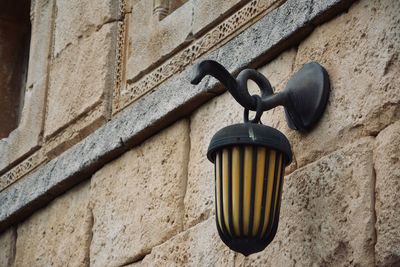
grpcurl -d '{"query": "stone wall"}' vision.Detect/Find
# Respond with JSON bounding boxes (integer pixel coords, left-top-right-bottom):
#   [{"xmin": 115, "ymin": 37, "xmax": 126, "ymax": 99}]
[{"xmin": 0, "ymin": 0, "xmax": 399, "ymax": 266}]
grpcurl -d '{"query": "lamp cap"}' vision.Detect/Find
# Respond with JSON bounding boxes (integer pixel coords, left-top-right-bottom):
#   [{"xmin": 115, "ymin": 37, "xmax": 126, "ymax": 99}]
[{"xmin": 207, "ymin": 123, "xmax": 292, "ymax": 164}]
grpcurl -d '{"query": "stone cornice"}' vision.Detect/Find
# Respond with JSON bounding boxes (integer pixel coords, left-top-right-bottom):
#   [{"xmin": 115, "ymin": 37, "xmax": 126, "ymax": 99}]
[{"xmin": 0, "ymin": 0, "xmax": 356, "ymax": 232}]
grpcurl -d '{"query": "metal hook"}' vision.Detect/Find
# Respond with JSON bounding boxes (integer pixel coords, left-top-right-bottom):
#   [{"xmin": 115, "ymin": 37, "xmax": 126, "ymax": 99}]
[
  {"xmin": 244, "ymin": 95, "xmax": 263, "ymax": 123},
  {"xmin": 191, "ymin": 59, "xmax": 330, "ymax": 132}
]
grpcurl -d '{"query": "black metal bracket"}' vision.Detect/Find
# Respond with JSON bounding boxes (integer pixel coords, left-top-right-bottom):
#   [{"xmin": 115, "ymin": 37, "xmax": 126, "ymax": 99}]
[{"xmin": 190, "ymin": 60, "xmax": 330, "ymax": 132}]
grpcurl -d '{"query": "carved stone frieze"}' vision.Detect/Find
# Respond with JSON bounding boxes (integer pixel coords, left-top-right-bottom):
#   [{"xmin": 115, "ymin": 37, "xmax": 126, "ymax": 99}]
[
  {"xmin": 0, "ymin": 102, "xmax": 107, "ymax": 192},
  {"xmin": 112, "ymin": 0, "xmax": 127, "ymax": 112},
  {"xmin": 0, "ymin": 150, "xmax": 48, "ymax": 191},
  {"xmin": 113, "ymin": 0, "xmax": 270, "ymax": 114}
]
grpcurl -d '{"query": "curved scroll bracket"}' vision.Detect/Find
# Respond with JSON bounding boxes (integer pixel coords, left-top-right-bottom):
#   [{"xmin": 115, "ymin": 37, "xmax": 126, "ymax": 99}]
[{"xmin": 191, "ymin": 60, "xmax": 330, "ymax": 132}]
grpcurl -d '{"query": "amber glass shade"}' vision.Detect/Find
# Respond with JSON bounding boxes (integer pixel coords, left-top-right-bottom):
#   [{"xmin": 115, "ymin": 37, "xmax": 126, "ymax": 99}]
[{"xmin": 208, "ymin": 123, "xmax": 292, "ymax": 255}]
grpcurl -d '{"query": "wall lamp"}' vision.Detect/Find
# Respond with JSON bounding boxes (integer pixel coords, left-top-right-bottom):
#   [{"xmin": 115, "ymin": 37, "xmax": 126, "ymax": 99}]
[{"xmin": 191, "ymin": 60, "xmax": 330, "ymax": 256}]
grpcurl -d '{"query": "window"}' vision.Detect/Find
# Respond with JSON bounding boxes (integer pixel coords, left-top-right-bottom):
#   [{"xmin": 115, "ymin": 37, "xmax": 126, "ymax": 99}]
[{"xmin": 0, "ymin": 0, "xmax": 31, "ymax": 138}]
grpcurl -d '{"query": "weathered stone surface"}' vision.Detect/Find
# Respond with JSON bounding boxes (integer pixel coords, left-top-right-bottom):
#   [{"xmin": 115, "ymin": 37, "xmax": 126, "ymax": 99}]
[
  {"xmin": 0, "ymin": 54, "xmax": 215, "ymax": 233},
  {"xmin": 126, "ymin": 0, "xmax": 192, "ymax": 81},
  {"xmin": 169, "ymin": 0, "xmax": 188, "ymax": 13},
  {"xmin": 89, "ymin": 120, "xmax": 190, "ymax": 267},
  {"xmin": 185, "ymin": 92, "xmax": 242, "ymax": 229},
  {"xmin": 14, "ymin": 181, "xmax": 91, "ymax": 267},
  {"xmin": 118, "ymin": 0, "xmax": 286, "ymax": 111},
  {"xmin": 0, "ymin": 0, "xmax": 54, "ymax": 172},
  {"xmin": 256, "ymin": 48, "xmax": 296, "ymax": 91},
  {"xmin": 45, "ymin": 22, "xmax": 117, "ymax": 138},
  {"xmin": 374, "ymin": 121, "xmax": 400, "ymax": 267},
  {"xmin": 235, "ymin": 138, "xmax": 376, "ymax": 266},
  {"xmin": 285, "ymin": 0, "xmax": 400, "ymax": 168},
  {"xmin": 133, "ymin": 217, "xmax": 235, "ymax": 267},
  {"xmin": 0, "ymin": 228, "xmax": 16, "ymax": 267},
  {"xmin": 53, "ymin": 0, "xmax": 119, "ymax": 57},
  {"xmin": 44, "ymin": 101, "xmax": 108, "ymax": 159},
  {"xmin": 184, "ymin": 48, "xmax": 297, "ymax": 229},
  {"xmin": 0, "ymin": 0, "xmax": 357, "ymax": 233},
  {"xmin": 217, "ymin": 0, "xmax": 355, "ymax": 73},
  {"xmin": 27, "ymin": 0, "xmax": 54, "ymax": 87},
  {"xmin": 192, "ymin": 0, "xmax": 248, "ymax": 36}
]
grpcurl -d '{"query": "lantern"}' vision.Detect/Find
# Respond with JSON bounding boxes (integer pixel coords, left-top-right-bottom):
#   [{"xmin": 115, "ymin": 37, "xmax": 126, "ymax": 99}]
[
  {"xmin": 191, "ymin": 59, "xmax": 330, "ymax": 255},
  {"xmin": 207, "ymin": 122, "xmax": 292, "ymax": 255}
]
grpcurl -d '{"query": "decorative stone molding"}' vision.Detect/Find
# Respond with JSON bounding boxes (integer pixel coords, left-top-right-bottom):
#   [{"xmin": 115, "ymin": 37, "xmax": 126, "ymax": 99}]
[
  {"xmin": 112, "ymin": 0, "xmax": 127, "ymax": 113},
  {"xmin": 0, "ymin": 103, "xmax": 107, "ymax": 192},
  {"xmin": 113, "ymin": 0, "xmax": 272, "ymax": 114},
  {"xmin": 0, "ymin": 149, "xmax": 48, "ymax": 191}
]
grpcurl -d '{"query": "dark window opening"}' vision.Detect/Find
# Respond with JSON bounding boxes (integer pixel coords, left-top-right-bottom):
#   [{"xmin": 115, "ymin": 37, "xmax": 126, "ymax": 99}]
[{"xmin": 0, "ymin": 0, "xmax": 31, "ymax": 139}]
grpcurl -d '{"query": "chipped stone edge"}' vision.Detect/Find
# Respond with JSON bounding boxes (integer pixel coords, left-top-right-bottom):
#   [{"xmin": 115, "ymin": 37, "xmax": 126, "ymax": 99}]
[{"xmin": 0, "ymin": 0, "xmax": 356, "ymax": 232}]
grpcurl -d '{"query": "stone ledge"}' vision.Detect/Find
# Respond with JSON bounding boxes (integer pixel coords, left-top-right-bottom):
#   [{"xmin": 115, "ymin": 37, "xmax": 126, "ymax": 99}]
[{"xmin": 0, "ymin": 0, "xmax": 356, "ymax": 233}]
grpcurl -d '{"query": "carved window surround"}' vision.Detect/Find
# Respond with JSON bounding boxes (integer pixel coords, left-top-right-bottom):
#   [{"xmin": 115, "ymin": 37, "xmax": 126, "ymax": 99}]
[{"xmin": 0, "ymin": 0, "xmax": 54, "ymax": 186}]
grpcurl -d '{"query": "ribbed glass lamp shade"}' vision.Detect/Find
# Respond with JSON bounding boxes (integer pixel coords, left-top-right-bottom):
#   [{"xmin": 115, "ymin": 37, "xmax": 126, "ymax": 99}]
[{"xmin": 207, "ymin": 123, "xmax": 292, "ymax": 256}]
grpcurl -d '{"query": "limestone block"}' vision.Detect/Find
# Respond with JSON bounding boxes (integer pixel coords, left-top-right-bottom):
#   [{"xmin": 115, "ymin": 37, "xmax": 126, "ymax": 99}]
[
  {"xmin": 192, "ymin": 0, "xmax": 248, "ymax": 36},
  {"xmin": 89, "ymin": 120, "xmax": 190, "ymax": 267},
  {"xmin": 185, "ymin": 49, "xmax": 297, "ymax": 230},
  {"xmin": 54, "ymin": 0, "xmax": 119, "ymax": 57},
  {"xmin": 135, "ymin": 217, "xmax": 235, "ymax": 267},
  {"xmin": 14, "ymin": 181, "xmax": 91, "ymax": 267},
  {"xmin": 374, "ymin": 121, "xmax": 400, "ymax": 266},
  {"xmin": 45, "ymin": 22, "xmax": 117, "ymax": 138},
  {"xmin": 287, "ymin": 0, "xmax": 400, "ymax": 168},
  {"xmin": 256, "ymin": 49, "xmax": 297, "ymax": 91},
  {"xmin": 235, "ymin": 138, "xmax": 376, "ymax": 266},
  {"xmin": 0, "ymin": 228, "xmax": 16, "ymax": 267},
  {"xmin": 185, "ymin": 92, "xmax": 243, "ymax": 229},
  {"xmin": 126, "ymin": 0, "xmax": 192, "ymax": 81}
]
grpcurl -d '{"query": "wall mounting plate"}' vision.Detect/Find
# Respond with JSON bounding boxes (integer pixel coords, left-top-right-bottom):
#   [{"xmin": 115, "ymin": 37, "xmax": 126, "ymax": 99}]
[{"xmin": 283, "ymin": 62, "xmax": 330, "ymax": 132}]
